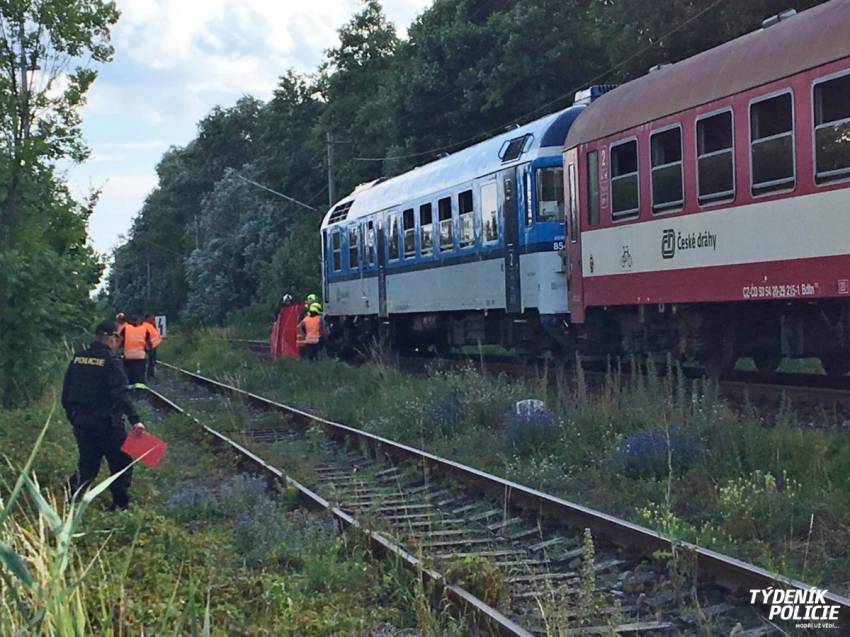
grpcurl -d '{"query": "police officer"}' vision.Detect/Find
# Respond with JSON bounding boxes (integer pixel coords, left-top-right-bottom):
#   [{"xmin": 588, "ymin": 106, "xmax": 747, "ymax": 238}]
[{"xmin": 61, "ymin": 320, "xmax": 145, "ymax": 510}]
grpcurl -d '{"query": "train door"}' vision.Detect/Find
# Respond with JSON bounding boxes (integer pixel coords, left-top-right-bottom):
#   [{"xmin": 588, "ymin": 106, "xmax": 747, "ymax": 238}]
[
  {"xmin": 377, "ymin": 218, "xmax": 388, "ymax": 318},
  {"xmin": 565, "ymin": 148, "xmax": 587, "ymax": 322},
  {"xmin": 501, "ymin": 168, "xmax": 522, "ymax": 313}
]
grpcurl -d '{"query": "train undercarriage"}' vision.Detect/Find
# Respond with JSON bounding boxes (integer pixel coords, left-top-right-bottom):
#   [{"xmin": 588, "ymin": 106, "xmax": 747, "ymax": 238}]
[{"xmin": 327, "ymin": 299, "xmax": 850, "ymax": 377}]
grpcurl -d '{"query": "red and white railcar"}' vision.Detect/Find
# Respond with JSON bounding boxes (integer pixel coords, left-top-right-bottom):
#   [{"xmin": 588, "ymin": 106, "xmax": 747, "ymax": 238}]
[{"xmin": 563, "ymin": 0, "xmax": 850, "ymax": 374}]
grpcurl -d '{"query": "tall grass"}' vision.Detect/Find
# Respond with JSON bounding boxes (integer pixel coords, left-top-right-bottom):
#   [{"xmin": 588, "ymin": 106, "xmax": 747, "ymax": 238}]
[{"xmin": 0, "ymin": 411, "xmax": 212, "ymax": 636}]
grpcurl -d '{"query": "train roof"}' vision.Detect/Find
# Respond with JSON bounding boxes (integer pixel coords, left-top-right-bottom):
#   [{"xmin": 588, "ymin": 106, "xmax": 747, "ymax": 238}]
[
  {"xmin": 565, "ymin": 0, "xmax": 850, "ymax": 148},
  {"xmin": 322, "ymin": 104, "xmax": 585, "ymax": 228}
]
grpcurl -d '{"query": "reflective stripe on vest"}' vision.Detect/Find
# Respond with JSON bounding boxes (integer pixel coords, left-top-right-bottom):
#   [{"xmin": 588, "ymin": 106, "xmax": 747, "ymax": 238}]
[
  {"xmin": 123, "ymin": 324, "xmax": 148, "ymax": 360},
  {"xmin": 302, "ymin": 315, "xmax": 322, "ymax": 345}
]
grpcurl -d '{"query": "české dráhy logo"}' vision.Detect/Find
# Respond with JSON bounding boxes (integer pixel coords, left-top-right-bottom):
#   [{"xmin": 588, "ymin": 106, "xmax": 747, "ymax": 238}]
[{"xmin": 661, "ymin": 229, "xmax": 675, "ymax": 259}]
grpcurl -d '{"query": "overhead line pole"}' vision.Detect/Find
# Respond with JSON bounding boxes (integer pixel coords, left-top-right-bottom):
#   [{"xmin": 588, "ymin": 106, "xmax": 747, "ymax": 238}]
[{"xmin": 326, "ymin": 130, "xmax": 336, "ymax": 206}]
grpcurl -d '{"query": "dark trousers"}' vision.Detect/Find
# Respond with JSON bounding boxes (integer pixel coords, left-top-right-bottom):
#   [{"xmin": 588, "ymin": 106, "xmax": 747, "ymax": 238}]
[
  {"xmin": 68, "ymin": 418, "xmax": 133, "ymax": 508},
  {"xmin": 146, "ymin": 348, "xmax": 157, "ymax": 379},
  {"xmin": 124, "ymin": 359, "xmax": 146, "ymax": 385},
  {"xmin": 300, "ymin": 343, "xmax": 320, "ymax": 360}
]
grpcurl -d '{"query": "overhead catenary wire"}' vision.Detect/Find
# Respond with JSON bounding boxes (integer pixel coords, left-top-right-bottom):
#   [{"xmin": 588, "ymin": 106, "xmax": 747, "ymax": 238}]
[
  {"xmin": 352, "ymin": 0, "xmax": 730, "ymax": 163},
  {"xmin": 235, "ymin": 173, "xmax": 319, "ymax": 212}
]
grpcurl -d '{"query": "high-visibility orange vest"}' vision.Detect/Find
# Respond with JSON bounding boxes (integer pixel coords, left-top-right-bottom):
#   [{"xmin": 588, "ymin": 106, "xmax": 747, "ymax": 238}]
[
  {"xmin": 123, "ymin": 324, "xmax": 150, "ymax": 360},
  {"xmin": 299, "ymin": 315, "xmax": 322, "ymax": 345},
  {"xmin": 144, "ymin": 321, "xmax": 162, "ymax": 349}
]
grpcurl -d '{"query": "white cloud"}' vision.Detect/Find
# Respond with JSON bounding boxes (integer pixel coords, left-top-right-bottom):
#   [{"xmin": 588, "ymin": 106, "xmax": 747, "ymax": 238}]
[
  {"xmin": 73, "ymin": 0, "xmax": 433, "ymax": 272},
  {"xmin": 84, "ymin": 174, "xmax": 160, "ymax": 253}
]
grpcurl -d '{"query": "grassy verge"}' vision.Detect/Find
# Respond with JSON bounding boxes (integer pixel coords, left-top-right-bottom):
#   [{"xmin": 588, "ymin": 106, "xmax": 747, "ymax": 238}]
[
  {"xmin": 0, "ymin": 384, "xmax": 463, "ymax": 634},
  {"xmin": 166, "ymin": 329, "xmax": 850, "ymax": 595}
]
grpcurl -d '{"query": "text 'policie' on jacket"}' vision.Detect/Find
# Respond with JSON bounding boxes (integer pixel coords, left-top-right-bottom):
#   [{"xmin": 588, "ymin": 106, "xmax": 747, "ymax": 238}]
[
  {"xmin": 122, "ymin": 323, "xmax": 158, "ymax": 360},
  {"xmin": 61, "ymin": 340, "xmax": 140, "ymax": 425}
]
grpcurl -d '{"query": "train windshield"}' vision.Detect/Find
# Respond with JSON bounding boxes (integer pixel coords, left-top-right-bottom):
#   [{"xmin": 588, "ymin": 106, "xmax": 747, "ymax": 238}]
[{"xmin": 536, "ymin": 167, "xmax": 564, "ymax": 221}]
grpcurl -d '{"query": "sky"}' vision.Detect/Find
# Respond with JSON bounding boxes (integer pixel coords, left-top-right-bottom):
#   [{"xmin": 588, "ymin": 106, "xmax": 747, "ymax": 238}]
[{"xmin": 66, "ymin": 0, "xmax": 432, "ymax": 261}]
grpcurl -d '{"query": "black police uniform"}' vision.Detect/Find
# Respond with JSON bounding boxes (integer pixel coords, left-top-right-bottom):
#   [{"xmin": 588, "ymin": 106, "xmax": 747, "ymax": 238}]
[{"xmin": 61, "ymin": 340, "xmax": 140, "ymax": 509}]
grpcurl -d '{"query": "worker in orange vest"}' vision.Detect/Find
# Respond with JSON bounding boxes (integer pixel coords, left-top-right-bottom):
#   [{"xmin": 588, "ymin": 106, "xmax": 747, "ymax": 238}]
[
  {"xmin": 143, "ymin": 313, "xmax": 163, "ymax": 380},
  {"xmin": 296, "ymin": 303, "xmax": 326, "ymax": 361},
  {"xmin": 122, "ymin": 317, "xmax": 158, "ymax": 386}
]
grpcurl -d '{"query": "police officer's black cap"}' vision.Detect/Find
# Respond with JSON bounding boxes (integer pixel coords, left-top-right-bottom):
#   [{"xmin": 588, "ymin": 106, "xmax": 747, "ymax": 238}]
[{"xmin": 95, "ymin": 320, "xmax": 118, "ymax": 335}]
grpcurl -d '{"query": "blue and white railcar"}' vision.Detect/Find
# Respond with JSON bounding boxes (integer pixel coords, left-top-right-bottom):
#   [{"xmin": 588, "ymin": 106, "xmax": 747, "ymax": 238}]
[{"xmin": 321, "ymin": 90, "xmax": 608, "ymax": 353}]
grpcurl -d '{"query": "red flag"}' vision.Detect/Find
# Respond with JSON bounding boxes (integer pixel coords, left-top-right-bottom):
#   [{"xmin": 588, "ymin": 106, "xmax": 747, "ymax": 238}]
[{"xmin": 121, "ymin": 432, "xmax": 167, "ymax": 468}]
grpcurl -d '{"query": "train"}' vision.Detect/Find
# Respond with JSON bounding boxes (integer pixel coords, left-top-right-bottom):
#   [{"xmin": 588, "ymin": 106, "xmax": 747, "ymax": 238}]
[{"xmin": 321, "ymin": 0, "xmax": 850, "ymax": 376}]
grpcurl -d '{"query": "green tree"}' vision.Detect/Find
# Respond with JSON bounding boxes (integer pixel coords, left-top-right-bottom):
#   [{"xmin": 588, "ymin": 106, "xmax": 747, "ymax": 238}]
[
  {"xmin": 588, "ymin": 0, "xmax": 828, "ymax": 82},
  {"xmin": 109, "ymin": 97, "xmax": 264, "ymax": 319},
  {"xmin": 0, "ymin": 0, "xmax": 119, "ymax": 407},
  {"xmin": 318, "ymin": 0, "xmax": 399, "ymax": 194},
  {"xmin": 183, "ymin": 166, "xmax": 290, "ymax": 324}
]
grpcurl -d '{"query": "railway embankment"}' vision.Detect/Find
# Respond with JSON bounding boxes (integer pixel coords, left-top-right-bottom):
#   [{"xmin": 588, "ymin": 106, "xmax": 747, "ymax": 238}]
[
  {"xmin": 168, "ymin": 329, "xmax": 850, "ymax": 599},
  {"xmin": 0, "ymin": 384, "xmax": 453, "ymax": 635}
]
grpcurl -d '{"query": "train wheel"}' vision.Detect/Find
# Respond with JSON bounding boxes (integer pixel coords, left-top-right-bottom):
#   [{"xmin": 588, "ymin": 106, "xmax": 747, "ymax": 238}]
[
  {"xmin": 820, "ymin": 352, "xmax": 850, "ymax": 378},
  {"xmin": 753, "ymin": 353, "xmax": 782, "ymax": 374}
]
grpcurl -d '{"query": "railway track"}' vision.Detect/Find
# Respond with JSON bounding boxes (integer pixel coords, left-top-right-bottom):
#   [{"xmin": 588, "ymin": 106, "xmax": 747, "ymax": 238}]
[
  {"xmin": 143, "ymin": 362, "xmax": 849, "ymax": 636},
  {"xmin": 228, "ymin": 338, "xmax": 850, "ymax": 412}
]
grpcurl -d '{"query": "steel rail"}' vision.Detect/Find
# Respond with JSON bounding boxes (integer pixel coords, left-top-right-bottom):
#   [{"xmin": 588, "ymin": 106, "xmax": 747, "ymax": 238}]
[
  {"xmin": 158, "ymin": 360, "xmax": 850, "ymax": 621},
  {"xmin": 142, "ymin": 381, "xmax": 533, "ymax": 637}
]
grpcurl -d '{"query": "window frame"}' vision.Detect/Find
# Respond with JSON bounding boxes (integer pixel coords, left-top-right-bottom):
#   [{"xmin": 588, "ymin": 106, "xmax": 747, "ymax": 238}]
[
  {"xmin": 457, "ymin": 189, "xmax": 475, "ymax": 248},
  {"xmin": 523, "ymin": 170, "xmax": 533, "ymax": 226},
  {"xmin": 609, "ymin": 136, "xmax": 641, "ymax": 221},
  {"xmin": 535, "ymin": 165, "xmax": 566, "ymax": 222},
  {"xmin": 812, "ymin": 69, "xmax": 850, "ymax": 187},
  {"xmin": 347, "ymin": 224, "xmax": 360, "ymax": 270},
  {"xmin": 362, "ymin": 220, "xmax": 376, "ymax": 267},
  {"xmin": 695, "ymin": 107, "xmax": 736, "ymax": 207},
  {"xmin": 402, "ymin": 207, "xmax": 416, "ymax": 258},
  {"xmin": 748, "ymin": 88, "xmax": 796, "ymax": 197},
  {"xmin": 331, "ymin": 228, "xmax": 342, "ymax": 272},
  {"xmin": 586, "ymin": 150, "xmax": 600, "ymax": 227},
  {"xmin": 419, "ymin": 202, "xmax": 434, "ymax": 256},
  {"xmin": 387, "ymin": 212, "xmax": 401, "ymax": 262},
  {"xmin": 479, "ymin": 180, "xmax": 499, "ymax": 244},
  {"xmin": 568, "ymin": 163, "xmax": 578, "ymax": 243},
  {"xmin": 437, "ymin": 196, "xmax": 454, "ymax": 252},
  {"xmin": 649, "ymin": 123, "xmax": 684, "ymax": 214}
]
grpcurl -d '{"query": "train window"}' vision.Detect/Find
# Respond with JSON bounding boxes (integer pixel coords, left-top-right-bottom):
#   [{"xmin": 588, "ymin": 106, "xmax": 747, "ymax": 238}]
[
  {"xmin": 610, "ymin": 139, "xmax": 639, "ymax": 219},
  {"xmin": 480, "ymin": 182, "xmax": 498, "ymax": 243},
  {"xmin": 331, "ymin": 230, "xmax": 341, "ymax": 272},
  {"xmin": 458, "ymin": 190, "xmax": 474, "ymax": 247},
  {"xmin": 697, "ymin": 110, "xmax": 734, "ymax": 204},
  {"xmin": 536, "ymin": 167, "xmax": 564, "ymax": 221},
  {"xmin": 586, "ymin": 151, "xmax": 600, "ymax": 226},
  {"xmin": 750, "ymin": 92, "xmax": 795, "ymax": 195},
  {"xmin": 402, "ymin": 208, "xmax": 415, "ymax": 258},
  {"xmin": 348, "ymin": 225, "xmax": 359, "ymax": 270},
  {"xmin": 814, "ymin": 73, "xmax": 850, "ymax": 184},
  {"xmin": 388, "ymin": 214, "xmax": 400, "ymax": 261},
  {"xmin": 524, "ymin": 171, "xmax": 532, "ymax": 225},
  {"xmin": 360, "ymin": 221, "xmax": 375, "ymax": 268},
  {"xmin": 567, "ymin": 163, "xmax": 577, "ymax": 242},
  {"xmin": 420, "ymin": 203, "xmax": 434, "ymax": 255},
  {"xmin": 438, "ymin": 196, "xmax": 453, "ymax": 250},
  {"xmin": 650, "ymin": 126, "xmax": 683, "ymax": 213}
]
